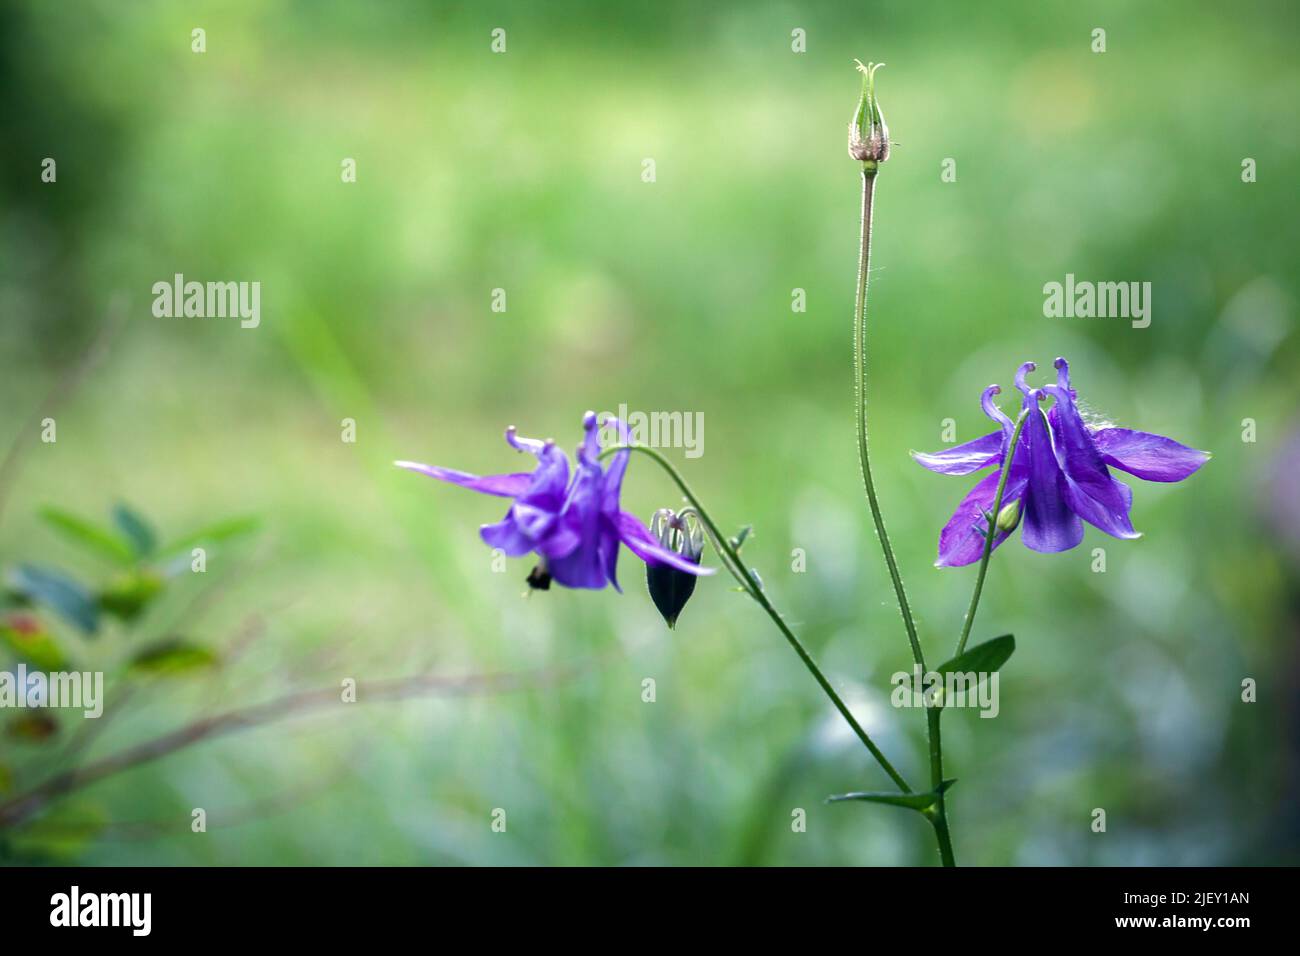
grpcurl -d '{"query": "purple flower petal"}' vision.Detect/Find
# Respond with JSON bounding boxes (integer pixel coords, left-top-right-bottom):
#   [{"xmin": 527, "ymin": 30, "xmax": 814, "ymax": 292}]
[
  {"xmin": 522, "ymin": 445, "xmax": 571, "ymax": 502},
  {"xmin": 1062, "ymin": 477, "xmax": 1141, "ymax": 540},
  {"xmin": 912, "ymin": 431, "xmax": 1003, "ymax": 475},
  {"xmin": 598, "ymin": 415, "xmax": 633, "ymax": 588},
  {"xmin": 935, "ymin": 469, "xmax": 1027, "ymax": 568},
  {"xmin": 548, "ymin": 554, "xmax": 607, "ymax": 589},
  {"xmin": 547, "ymin": 558, "xmax": 607, "ymax": 589},
  {"xmin": 1013, "ymin": 361, "xmax": 1038, "ymax": 397},
  {"xmin": 576, "ymin": 410, "xmax": 602, "ymax": 467},
  {"xmin": 1019, "ymin": 394, "xmax": 1084, "ymax": 553},
  {"xmin": 1091, "ymin": 428, "xmax": 1210, "ymax": 482},
  {"xmin": 1044, "ymin": 375, "xmax": 1138, "ymax": 539},
  {"xmin": 601, "ymin": 417, "xmax": 631, "ymax": 513},
  {"xmin": 1052, "ymin": 356, "xmax": 1078, "ymax": 399},
  {"xmin": 511, "ymin": 502, "xmax": 560, "ymax": 541},
  {"xmin": 480, "ymin": 516, "xmax": 534, "ymax": 556},
  {"xmin": 599, "ymin": 524, "xmax": 623, "ymax": 592},
  {"xmin": 616, "ymin": 512, "xmax": 716, "ymax": 576},
  {"xmin": 547, "ymin": 460, "xmax": 607, "ymax": 589},
  {"xmin": 981, "ymin": 384, "xmax": 1015, "ymax": 439},
  {"xmin": 536, "ymin": 523, "xmax": 581, "ymax": 559},
  {"xmin": 394, "ymin": 461, "xmax": 534, "ymax": 498},
  {"xmin": 501, "ymin": 427, "xmax": 572, "ymax": 503}
]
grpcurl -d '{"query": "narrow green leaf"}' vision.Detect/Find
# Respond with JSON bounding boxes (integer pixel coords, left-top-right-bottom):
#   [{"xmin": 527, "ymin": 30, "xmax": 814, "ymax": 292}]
[
  {"xmin": 38, "ymin": 507, "xmax": 134, "ymax": 566},
  {"xmin": 157, "ymin": 515, "xmax": 261, "ymax": 557},
  {"xmin": 112, "ymin": 503, "xmax": 156, "ymax": 558},
  {"xmin": 98, "ymin": 571, "xmax": 165, "ymax": 621},
  {"xmin": 935, "ymin": 634, "xmax": 1015, "ymax": 679},
  {"xmin": 129, "ymin": 638, "xmax": 219, "ymax": 675},
  {"xmin": 7, "ymin": 798, "xmax": 107, "ymax": 858},
  {"xmin": 827, "ymin": 779, "xmax": 957, "ymax": 811},
  {"xmin": 6, "ymin": 565, "xmax": 99, "ymax": 635}
]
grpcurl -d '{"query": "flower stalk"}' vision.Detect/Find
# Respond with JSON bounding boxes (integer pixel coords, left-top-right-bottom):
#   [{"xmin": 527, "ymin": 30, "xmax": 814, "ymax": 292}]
[
  {"xmin": 955, "ymin": 411, "xmax": 1029, "ymax": 658},
  {"xmin": 598, "ymin": 444, "xmax": 913, "ymax": 793},
  {"xmin": 848, "ymin": 66, "xmax": 958, "ymax": 866}
]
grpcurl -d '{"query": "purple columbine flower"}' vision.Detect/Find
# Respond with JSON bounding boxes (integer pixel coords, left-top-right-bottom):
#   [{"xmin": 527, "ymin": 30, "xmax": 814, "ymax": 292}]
[
  {"xmin": 913, "ymin": 358, "xmax": 1209, "ymax": 568},
  {"xmin": 396, "ymin": 412, "xmax": 714, "ymax": 590}
]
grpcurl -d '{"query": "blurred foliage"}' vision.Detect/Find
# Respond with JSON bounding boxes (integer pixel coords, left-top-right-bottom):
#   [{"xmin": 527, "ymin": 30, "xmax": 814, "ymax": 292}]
[
  {"xmin": 0, "ymin": 502, "xmax": 253, "ymax": 861},
  {"xmin": 0, "ymin": 0, "xmax": 1298, "ymax": 864}
]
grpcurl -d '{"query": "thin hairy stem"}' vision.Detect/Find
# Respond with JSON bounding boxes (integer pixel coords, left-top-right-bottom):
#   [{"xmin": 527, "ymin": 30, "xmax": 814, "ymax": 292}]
[
  {"xmin": 853, "ymin": 167, "xmax": 955, "ymax": 866},
  {"xmin": 853, "ymin": 171, "xmax": 925, "ymax": 671},
  {"xmin": 600, "ymin": 444, "xmax": 912, "ymax": 793},
  {"xmin": 927, "ymin": 412, "xmax": 1027, "ymax": 867}
]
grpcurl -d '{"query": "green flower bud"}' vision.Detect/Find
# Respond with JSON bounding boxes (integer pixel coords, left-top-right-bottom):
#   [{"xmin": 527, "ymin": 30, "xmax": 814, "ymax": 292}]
[
  {"xmin": 848, "ymin": 60, "xmax": 890, "ymax": 169},
  {"xmin": 995, "ymin": 499, "xmax": 1022, "ymax": 534}
]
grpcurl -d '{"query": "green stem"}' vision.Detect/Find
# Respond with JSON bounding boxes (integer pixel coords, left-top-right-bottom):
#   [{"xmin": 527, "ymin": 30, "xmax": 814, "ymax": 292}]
[
  {"xmin": 927, "ymin": 412, "xmax": 1028, "ymax": 866},
  {"xmin": 853, "ymin": 168, "xmax": 955, "ymax": 866},
  {"xmin": 853, "ymin": 170, "xmax": 926, "ymax": 672},
  {"xmin": 954, "ymin": 410, "xmax": 1029, "ymax": 659},
  {"xmin": 924, "ymin": 708, "xmax": 955, "ymax": 867},
  {"xmin": 599, "ymin": 444, "xmax": 913, "ymax": 794}
]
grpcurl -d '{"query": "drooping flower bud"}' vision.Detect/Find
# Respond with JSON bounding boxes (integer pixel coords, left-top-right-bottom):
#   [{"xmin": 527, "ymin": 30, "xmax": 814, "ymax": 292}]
[
  {"xmin": 645, "ymin": 509, "xmax": 704, "ymax": 629},
  {"xmin": 994, "ymin": 499, "xmax": 1022, "ymax": 534},
  {"xmin": 848, "ymin": 60, "xmax": 889, "ymax": 168}
]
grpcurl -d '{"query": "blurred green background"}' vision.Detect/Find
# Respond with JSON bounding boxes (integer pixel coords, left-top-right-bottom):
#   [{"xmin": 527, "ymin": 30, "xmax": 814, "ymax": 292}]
[{"xmin": 1, "ymin": 0, "xmax": 1297, "ymax": 865}]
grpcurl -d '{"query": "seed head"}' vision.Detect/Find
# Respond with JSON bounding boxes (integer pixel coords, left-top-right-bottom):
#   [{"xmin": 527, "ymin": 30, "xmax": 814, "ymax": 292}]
[{"xmin": 848, "ymin": 60, "xmax": 890, "ymax": 169}]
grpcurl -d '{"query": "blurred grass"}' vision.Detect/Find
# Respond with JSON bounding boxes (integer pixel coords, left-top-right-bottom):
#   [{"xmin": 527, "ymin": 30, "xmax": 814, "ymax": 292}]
[{"xmin": 1, "ymin": 0, "xmax": 1297, "ymax": 864}]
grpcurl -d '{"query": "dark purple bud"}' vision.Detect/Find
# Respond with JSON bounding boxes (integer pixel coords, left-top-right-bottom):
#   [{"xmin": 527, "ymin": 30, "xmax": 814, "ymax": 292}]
[{"xmin": 645, "ymin": 509, "xmax": 704, "ymax": 629}]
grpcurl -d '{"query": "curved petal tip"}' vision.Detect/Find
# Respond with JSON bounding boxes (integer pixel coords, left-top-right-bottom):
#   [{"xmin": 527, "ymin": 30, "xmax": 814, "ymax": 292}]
[{"xmin": 1014, "ymin": 362, "xmax": 1037, "ymax": 395}]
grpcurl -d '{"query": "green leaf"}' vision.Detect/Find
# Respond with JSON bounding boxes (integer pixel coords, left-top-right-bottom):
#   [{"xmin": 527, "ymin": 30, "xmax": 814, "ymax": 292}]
[
  {"xmin": 827, "ymin": 779, "xmax": 957, "ymax": 811},
  {"xmin": 98, "ymin": 571, "xmax": 165, "ymax": 621},
  {"xmin": 129, "ymin": 638, "xmax": 219, "ymax": 675},
  {"xmin": 157, "ymin": 515, "xmax": 261, "ymax": 558},
  {"xmin": 7, "ymin": 798, "xmax": 107, "ymax": 859},
  {"xmin": 0, "ymin": 615, "xmax": 67, "ymax": 670},
  {"xmin": 6, "ymin": 565, "xmax": 99, "ymax": 635},
  {"xmin": 934, "ymin": 634, "xmax": 1016, "ymax": 680},
  {"xmin": 112, "ymin": 503, "xmax": 156, "ymax": 558},
  {"xmin": 38, "ymin": 507, "xmax": 135, "ymax": 566}
]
